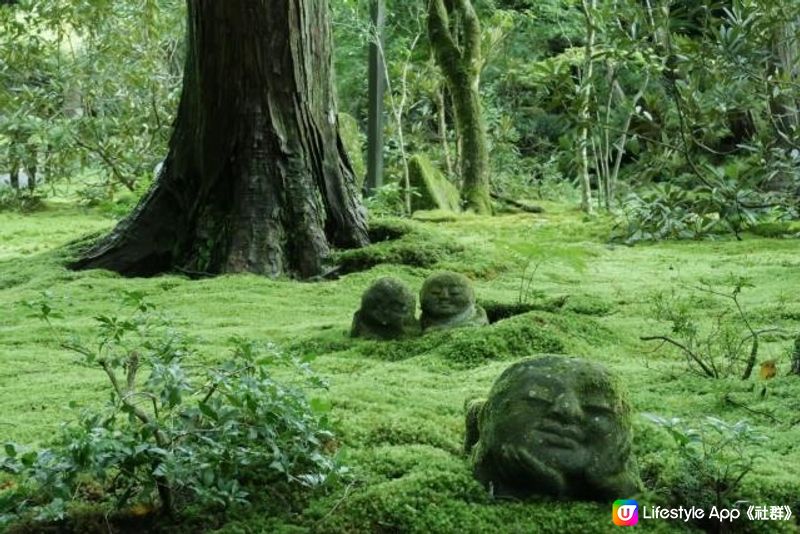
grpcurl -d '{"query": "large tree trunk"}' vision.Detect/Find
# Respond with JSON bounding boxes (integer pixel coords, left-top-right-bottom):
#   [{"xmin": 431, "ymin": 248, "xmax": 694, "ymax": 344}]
[
  {"xmin": 71, "ymin": 0, "xmax": 369, "ymax": 278},
  {"xmin": 428, "ymin": 0, "xmax": 491, "ymax": 214}
]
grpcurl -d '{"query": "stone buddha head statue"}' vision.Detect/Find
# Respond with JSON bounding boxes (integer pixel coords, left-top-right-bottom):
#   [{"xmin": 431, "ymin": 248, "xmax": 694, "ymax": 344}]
[
  {"xmin": 351, "ymin": 277, "xmax": 418, "ymax": 340},
  {"xmin": 466, "ymin": 356, "xmax": 641, "ymax": 501},
  {"xmin": 420, "ymin": 271, "xmax": 487, "ymax": 331}
]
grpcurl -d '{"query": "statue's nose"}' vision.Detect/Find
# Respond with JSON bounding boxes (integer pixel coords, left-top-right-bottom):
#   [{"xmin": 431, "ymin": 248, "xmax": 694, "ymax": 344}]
[{"xmin": 549, "ymin": 391, "xmax": 583, "ymax": 421}]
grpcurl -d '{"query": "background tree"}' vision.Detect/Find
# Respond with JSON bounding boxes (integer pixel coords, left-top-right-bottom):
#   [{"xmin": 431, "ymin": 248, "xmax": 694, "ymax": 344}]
[
  {"xmin": 576, "ymin": 0, "xmax": 597, "ymax": 214},
  {"xmin": 428, "ymin": 0, "xmax": 492, "ymax": 214},
  {"xmin": 71, "ymin": 0, "xmax": 369, "ymax": 278}
]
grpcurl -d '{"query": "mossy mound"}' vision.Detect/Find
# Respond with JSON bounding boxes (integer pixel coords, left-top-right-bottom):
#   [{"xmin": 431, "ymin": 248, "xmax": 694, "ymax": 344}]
[
  {"xmin": 408, "ymin": 154, "xmax": 461, "ymax": 213},
  {"xmin": 367, "ymin": 217, "xmax": 415, "ymax": 242},
  {"xmin": 366, "ymin": 416, "xmax": 461, "ymax": 454},
  {"xmin": 342, "ymin": 310, "xmax": 615, "ymax": 368},
  {"xmin": 562, "ymin": 294, "xmax": 613, "ymax": 316},
  {"xmin": 302, "ymin": 446, "xmax": 666, "ymax": 533},
  {"xmin": 411, "ymin": 209, "xmax": 461, "ymax": 223},
  {"xmin": 480, "ymin": 294, "xmax": 613, "ymax": 324},
  {"xmin": 432, "ymin": 313, "xmax": 565, "ymax": 367},
  {"xmin": 480, "ymin": 300, "xmax": 540, "ymax": 323},
  {"xmin": 334, "ymin": 220, "xmax": 465, "ymax": 274}
]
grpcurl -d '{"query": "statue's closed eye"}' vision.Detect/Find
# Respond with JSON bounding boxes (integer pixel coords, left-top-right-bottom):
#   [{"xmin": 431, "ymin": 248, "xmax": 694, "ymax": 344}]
[
  {"xmin": 582, "ymin": 401, "xmax": 614, "ymax": 415},
  {"xmin": 526, "ymin": 388, "xmax": 554, "ymax": 404}
]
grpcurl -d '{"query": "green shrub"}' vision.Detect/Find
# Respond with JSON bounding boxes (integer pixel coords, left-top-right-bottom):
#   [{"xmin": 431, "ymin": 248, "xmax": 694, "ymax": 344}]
[
  {"xmin": 1, "ymin": 293, "xmax": 341, "ymax": 526},
  {"xmin": 612, "ymin": 181, "xmax": 773, "ymax": 243},
  {"xmin": 643, "ymin": 414, "xmax": 767, "ymax": 529}
]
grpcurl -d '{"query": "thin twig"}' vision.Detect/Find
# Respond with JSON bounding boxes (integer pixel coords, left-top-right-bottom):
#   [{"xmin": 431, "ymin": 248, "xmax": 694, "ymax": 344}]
[
  {"xmin": 641, "ymin": 335, "xmax": 717, "ymax": 378},
  {"xmin": 722, "ymin": 394, "xmax": 782, "ymax": 424}
]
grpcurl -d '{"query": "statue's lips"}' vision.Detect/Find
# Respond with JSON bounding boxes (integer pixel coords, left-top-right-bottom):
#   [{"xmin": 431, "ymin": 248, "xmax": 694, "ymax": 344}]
[
  {"xmin": 427, "ymin": 302, "xmax": 469, "ymax": 315},
  {"xmin": 532, "ymin": 420, "xmax": 585, "ymax": 448}
]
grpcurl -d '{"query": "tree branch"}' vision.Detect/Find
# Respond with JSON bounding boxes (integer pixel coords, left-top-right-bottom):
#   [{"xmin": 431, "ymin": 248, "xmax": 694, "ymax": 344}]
[
  {"xmin": 428, "ymin": 0, "xmax": 461, "ymax": 73},
  {"xmin": 640, "ymin": 335, "xmax": 717, "ymax": 378}
]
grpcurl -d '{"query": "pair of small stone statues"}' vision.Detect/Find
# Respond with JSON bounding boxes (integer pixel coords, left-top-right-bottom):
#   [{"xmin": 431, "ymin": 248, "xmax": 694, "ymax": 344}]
[
  {"xmin": 352, "ymin": 274, "xmax": 640, "ymax": 502},
  {"xmin": 351, "ymin": 272, "xmax": 488, "ymax": 340}
]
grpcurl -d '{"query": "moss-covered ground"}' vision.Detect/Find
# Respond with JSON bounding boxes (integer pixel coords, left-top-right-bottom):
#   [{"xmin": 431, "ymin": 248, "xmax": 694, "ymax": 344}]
[{"xmin": 1, "ymin": 201, "xmax": 799, "ymax": 533}]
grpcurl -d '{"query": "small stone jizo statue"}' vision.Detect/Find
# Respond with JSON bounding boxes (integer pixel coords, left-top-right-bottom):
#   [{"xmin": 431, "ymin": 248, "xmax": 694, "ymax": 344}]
[
  {"xmin": 419, "ymin": 271, "xmax": 488, "ymax": 332},
  {"xmin": 465, "ymin": 356, "xmax": 641, "ymax": 501},
  {"xmin": 351, "ymin": 277, "xmax": 419, "ymax": 340}
]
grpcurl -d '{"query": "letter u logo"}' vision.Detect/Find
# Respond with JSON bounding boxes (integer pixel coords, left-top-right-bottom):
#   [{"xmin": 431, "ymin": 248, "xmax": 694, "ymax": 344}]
[{"xmin": 613, "ymin": 499, "xmax": 639, "ymax": 526}]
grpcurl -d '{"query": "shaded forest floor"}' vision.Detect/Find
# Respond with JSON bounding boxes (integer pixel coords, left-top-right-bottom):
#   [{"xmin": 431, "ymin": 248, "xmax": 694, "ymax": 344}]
[{"xmin": 1, "ymin": 201, "xmax": 799, "ymax": 533}]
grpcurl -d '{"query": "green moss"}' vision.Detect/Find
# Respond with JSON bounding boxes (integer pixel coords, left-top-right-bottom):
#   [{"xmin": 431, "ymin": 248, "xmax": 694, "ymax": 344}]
[
  {"xmin": 563, "ymin": 294, "xmax": 613, "ymax": 316},
  {"xmin": 367, "ymin": 416, "xmax": 461, "ymax": 454},
  {"xmin": 367, "ymin": 217, "xmax": 415, "ymax": 241},
  {"xmin": 408, "ymin": 154, "xmax": 461, "ymax": 213},
  {"xmin": 3, "ymin": 201, "xmax": 800, "ymax": 532},
  {"xmin": 433, "ymin": 313, "xmax": 565, "ymax": 367},
  {"xmin": 334, "ymin": 220, "xmax": 465, "ymax": 273},
  {"xmin": 341, "ymin": 311, "xmax": 615, "ymax": 370},
  {"xmin": 479, "ymin": 294, "xmax": 613, "ymax": 323},
  {"xmin": 411, "ymin": 209, "xmax": 462, "ymax": 222}
]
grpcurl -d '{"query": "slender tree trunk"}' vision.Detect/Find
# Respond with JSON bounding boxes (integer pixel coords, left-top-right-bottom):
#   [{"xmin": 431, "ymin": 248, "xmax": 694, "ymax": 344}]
[
  {"xmin": 9, "ymin": 165, "xmax": 19, "ymax": 190},
  {"xmin": 366, "ymin": 0, "xmax": 386, "ymax": 195},
  {"xmin": 578, "ymin": 0, "xmax": 597, "ymax": 214},
  {"xmin": 428, "ymin": 0, "xmax": 491, "ymax": 214},
  {"xmin": 435, "ymin": 82, "xmax": 454, "ymax": 179},
  {"xmin": 71, "ymin": 0, "xmax": 369, "ymax": 278},
  {"xmin": 26, "ymin": 164, "xmax": 36, "ymax": 191}
]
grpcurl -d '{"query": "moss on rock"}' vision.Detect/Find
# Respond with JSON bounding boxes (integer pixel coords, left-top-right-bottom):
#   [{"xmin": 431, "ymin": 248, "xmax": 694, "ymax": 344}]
[
  {"xmin": 351, "ymin": 277, "xmax": 419, "ymax": 340},
  {"xmin": 408, "ymin": 154, "xmax": 461, "ymax": 213},
  {"xmin": 469, "ymin": 356, "xmax": 641, "ymax": 501}
]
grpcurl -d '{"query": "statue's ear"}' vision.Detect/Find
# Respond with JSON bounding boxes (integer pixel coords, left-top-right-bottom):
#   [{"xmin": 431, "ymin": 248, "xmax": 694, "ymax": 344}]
[{"xmin": 464, "ymin": 398, "xmax": 485, "ymax": 455}]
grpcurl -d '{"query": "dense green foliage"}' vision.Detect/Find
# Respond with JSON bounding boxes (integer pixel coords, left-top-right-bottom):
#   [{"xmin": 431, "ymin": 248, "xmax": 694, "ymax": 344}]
[
  {"xmin": 1, "ymin": 294, "xmax": 340, "ymax": 525},
  {"xmin": 3, "ymin": 0, "xmax": 799, "ymax": 236}
]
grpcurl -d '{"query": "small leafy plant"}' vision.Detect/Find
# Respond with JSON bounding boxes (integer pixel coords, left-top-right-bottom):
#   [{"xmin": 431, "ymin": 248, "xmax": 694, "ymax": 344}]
[
  {"xmin": 644, "ymin": 414, "xmax": 766, "ymax": 514},
  {"xmin": 1, "ymin": 292, "xmax": 340, "ymax": 525},
  {"xmin": 642, "ymin": 276, "xmax": 771, "ymax": 379}
]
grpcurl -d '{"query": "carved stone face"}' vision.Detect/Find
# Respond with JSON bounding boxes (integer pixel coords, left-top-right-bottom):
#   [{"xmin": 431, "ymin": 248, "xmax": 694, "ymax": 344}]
[
  {"xmin": 420, "ymin": 272, "xmax": 475, "ymax": 318},
  {"xmin": 362, "ymin": 278, "xmax": 414, "ymax": 326},
  {"xmin": 469, "ymin": 356, "xmax": 640, "ymax": 500}
]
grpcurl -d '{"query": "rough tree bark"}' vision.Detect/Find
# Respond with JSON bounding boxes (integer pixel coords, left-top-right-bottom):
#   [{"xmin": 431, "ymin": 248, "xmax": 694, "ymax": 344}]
[
  {"xmin": 428, "ymin": 0, "xmax": 491, "ymax": 214},
  {"xmin": 71, "ymin": 0, "xmax": 369, "ymax": 278}
]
